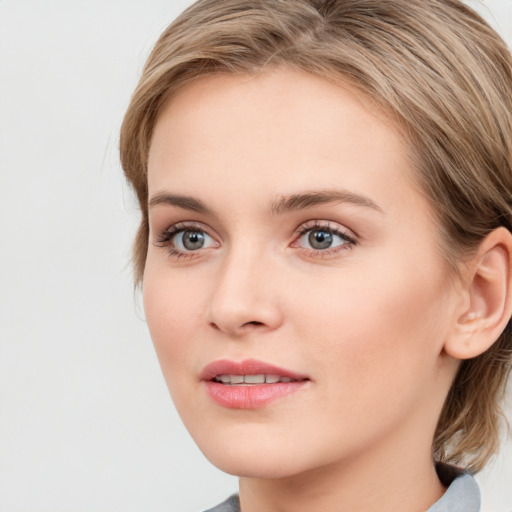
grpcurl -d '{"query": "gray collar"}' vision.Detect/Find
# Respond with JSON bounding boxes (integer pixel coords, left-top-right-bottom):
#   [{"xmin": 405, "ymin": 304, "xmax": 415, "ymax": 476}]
[{"xmin": 427, "ymin": 464, "xmax": 480, "ymax": 512}]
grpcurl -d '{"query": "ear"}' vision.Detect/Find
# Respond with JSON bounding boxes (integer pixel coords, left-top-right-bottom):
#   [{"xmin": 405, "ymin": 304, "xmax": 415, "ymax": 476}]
[{"xmin": 444, "ymin": 227, "xmax": 512, "ymax": 360}]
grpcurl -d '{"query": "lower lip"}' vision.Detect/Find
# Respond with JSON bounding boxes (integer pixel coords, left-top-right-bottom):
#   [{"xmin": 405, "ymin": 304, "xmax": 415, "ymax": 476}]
[{"xmin": 204, "ymin": 381, "xmax": 308, "ymax": 409}]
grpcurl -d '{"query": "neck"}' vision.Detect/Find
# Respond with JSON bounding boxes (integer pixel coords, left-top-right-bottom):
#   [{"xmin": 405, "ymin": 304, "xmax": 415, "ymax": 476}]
[
  {"xmin": 238, "ymin": 418, "xmax": 445, "ymax": 512},
  {"xmin": 240, "ymin": 458, "xmax": 443, "ymax": 512}
]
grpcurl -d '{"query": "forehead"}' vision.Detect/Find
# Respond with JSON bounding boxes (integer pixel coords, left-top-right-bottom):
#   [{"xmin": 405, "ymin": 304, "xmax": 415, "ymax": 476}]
[{"xmin": 147, "ymin": 69, "xmax": 415, "ymax": 199}]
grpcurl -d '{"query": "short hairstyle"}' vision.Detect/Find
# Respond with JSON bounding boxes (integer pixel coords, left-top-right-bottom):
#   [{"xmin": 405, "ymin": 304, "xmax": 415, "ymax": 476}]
[{"xmin": 120, "ymin": 0, "xmax": 512, "ymax": 471}]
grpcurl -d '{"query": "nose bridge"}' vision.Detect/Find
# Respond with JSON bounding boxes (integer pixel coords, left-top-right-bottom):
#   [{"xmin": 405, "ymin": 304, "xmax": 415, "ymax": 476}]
[{"xmin": 207, "ymin": 240, "xmax": 282, "ymax": 334}]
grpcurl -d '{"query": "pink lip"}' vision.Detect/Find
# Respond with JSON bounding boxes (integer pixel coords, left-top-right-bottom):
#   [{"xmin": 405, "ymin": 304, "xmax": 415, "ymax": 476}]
[
  {"xmin": 200, "ymin": 359, "xmax": 309, "ymax": 409},
  {"xmin": 200, "ymin": 358, "xmax": 308, "ymax": 381}
]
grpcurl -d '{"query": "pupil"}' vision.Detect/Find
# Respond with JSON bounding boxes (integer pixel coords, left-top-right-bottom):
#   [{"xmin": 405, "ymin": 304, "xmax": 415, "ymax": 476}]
[
  {"xmin": 308, "ymin": 230, "xmax": 333, "ymax": 250},
  {"xmin": 183, "ymin": 231, "xmax": 205, "ymax": 250}
]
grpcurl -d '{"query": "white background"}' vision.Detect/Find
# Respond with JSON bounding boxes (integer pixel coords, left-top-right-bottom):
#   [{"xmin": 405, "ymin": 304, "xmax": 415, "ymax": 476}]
[{"xmin": 1, "ymin": 1, "xmax": 511, "ymax": 511}]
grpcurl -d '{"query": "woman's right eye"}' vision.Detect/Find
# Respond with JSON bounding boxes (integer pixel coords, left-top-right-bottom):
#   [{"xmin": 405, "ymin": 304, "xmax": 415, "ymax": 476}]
[
  {"xmin": 173, "ymin": 230, "xmax": 216, "ymax": 251},
  {"xmin": 155, "ymin": 223, "xmax": 219, "ymax": 257}
]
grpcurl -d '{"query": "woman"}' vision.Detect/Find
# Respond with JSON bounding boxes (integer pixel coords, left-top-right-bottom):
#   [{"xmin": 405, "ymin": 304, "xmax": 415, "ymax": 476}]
[{"xmin": 120, "ymin": 1, "xmax": 512, "ymax": 510}]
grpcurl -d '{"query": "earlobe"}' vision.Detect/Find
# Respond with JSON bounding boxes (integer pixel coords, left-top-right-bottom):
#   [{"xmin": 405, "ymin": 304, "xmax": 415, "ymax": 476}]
[{"xmin": 444, "ymin": 227, "xmax": 512, "ymax": 360}]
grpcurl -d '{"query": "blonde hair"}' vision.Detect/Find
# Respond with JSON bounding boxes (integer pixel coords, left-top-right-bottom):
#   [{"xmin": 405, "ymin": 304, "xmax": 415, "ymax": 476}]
[{"xmin": 120, "ymin": 0, "xmax": 512, "ymax": 471}]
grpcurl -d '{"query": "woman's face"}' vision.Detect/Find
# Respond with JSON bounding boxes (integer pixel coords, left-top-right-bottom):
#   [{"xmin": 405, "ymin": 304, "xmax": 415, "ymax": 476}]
[{"xmin": 144, "ymin": 69, "xmax": 461, "ymax": 478}]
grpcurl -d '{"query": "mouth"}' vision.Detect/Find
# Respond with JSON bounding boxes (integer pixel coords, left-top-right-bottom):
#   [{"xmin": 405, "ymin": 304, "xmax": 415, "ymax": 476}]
[
  {"xmin": 200, "ymin": 358, "xmax": 308, "ymax": 383},
  {"xmin": 201, "ymin": 359, "xmax": 310, "ymax": 409},
  {"xmin": 212, "ymin": 374, "xmax": 298, "ymax": 385}
]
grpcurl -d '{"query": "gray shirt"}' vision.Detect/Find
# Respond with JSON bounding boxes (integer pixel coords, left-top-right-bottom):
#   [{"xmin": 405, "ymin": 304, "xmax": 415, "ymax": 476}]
[{"xmin": 203, "ymin": 465, "xmax": 480, "ymax": 512}]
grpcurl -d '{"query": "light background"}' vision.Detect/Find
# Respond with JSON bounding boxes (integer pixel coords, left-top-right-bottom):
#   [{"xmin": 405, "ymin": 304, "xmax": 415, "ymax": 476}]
[{"xmin": 1, "ymin": 1, "xmax": 511, "ymax": 511}]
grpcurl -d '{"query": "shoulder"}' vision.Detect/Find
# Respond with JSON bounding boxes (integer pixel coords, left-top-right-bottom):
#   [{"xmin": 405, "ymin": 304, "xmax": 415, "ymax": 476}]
[
  {"xmin": 203, "ymin": 494, "xmax": 240, "ymax": 512},
  {"xmin": 427, "ymin": 463, "xmax": 480, "ymax": 512}
]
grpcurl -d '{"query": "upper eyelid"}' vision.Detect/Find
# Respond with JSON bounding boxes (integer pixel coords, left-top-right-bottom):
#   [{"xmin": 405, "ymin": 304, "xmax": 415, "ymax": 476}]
[
  {"xmin": 153, "ymin": 222, "xmax": 209, "ymax": 249},
  {"xmin": 155, "ymin": 221, "xmax": 215, "ymax": 238},
  {"xmin": 294, "ymin": 220, "xmax": 357, "ymax": 239}
]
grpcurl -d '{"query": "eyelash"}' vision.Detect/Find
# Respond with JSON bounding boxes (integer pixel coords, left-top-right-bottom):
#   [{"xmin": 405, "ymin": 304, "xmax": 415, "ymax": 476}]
[
  {"xmin": 154, "ymin": 221, "xmax": 214, "ymax": 259},
  {"xmin": 292, "ymin": 221, "xmax": 357, "ymax": 257},
  {"xmin": 154, "ymin": 220, "xmax": 357, "ymax": 259}
]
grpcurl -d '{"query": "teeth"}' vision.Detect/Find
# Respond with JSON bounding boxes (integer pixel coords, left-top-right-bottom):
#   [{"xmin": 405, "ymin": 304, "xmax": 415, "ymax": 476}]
[
  {"xmin": 244, "ymin": 374, "xmax": 265, "ymax": 384},
  {"xmin": 213, "ymin": 374, "xmax": 296, "ymax": 385}
]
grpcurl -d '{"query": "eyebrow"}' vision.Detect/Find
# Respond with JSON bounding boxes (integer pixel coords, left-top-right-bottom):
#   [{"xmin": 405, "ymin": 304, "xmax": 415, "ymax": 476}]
[
  {"xmin": 148, "ymin": 192, "xmax": 212, "ymax": 214},
  {"xmin": 270, "ymin": 190, "xmax": 383, "ymax": 215},
  {"xmin": 148, "ymin": 189, "xmax": 383, "ymax": 215}
]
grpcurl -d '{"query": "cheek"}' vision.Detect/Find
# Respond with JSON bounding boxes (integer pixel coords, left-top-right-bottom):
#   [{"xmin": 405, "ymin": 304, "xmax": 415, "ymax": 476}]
[
  {"xmin": 292, "ymin": 257, "xmax": 451, "ymax": 394},
  {"xmin": 142, "ymin": 263, "xmax": 204, "ymax": 373}
]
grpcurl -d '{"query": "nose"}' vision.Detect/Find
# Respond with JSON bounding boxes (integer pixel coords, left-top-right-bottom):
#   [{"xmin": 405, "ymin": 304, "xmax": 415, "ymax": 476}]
[{"xmin": 206, "ymin": 246, "xmax": 284, "ymax": 336}]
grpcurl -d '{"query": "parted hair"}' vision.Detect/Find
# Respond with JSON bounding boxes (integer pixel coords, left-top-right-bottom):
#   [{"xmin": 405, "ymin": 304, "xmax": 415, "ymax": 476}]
[{"xmin": 120, "ymin": 0, "xmax": 512, "ymax": 471}]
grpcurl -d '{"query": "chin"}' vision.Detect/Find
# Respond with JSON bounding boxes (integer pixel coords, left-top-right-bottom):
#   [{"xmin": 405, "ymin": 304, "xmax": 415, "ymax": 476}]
[
  {"xmin": 188, "ymin": 425, "xmax": 329, "ymax": 479},
  {"xmin": 204, "ymin": 448, "xmax": 310, "ymax": 479}
]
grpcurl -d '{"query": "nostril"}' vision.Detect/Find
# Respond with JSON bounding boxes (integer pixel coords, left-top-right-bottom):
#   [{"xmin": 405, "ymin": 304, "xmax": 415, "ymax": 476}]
[{"xmin": 208, "ymin": 320, "xmax": 265, "ymax": 334}]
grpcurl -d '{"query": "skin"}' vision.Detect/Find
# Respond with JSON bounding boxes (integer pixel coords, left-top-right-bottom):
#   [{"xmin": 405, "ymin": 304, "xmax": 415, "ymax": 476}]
[{"xmin": 144, "ymin": 69, "xmax": 467, "ymax": 512}]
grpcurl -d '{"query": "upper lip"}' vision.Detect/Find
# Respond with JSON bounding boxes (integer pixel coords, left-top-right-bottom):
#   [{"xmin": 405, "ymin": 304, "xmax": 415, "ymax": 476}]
[{"xmin": 200, "ymin": 358, "xmax": 309, "ymax": 381}]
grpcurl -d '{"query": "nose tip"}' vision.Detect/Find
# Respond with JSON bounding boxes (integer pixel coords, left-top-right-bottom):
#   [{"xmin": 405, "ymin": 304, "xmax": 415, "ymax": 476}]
[
  {"xmin": 206, "ymin": 256, "xmax": 283, "ymax": 337},
  {"xmin": 208, "ymin": 299, "xmax": 282, "ymax": 336}
]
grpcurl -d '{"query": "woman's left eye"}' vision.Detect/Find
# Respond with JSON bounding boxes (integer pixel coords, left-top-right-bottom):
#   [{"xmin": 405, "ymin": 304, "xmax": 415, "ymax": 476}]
[{"xmin": 293, "ymin": 223, "xmax": 356, "ymax": 253}]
